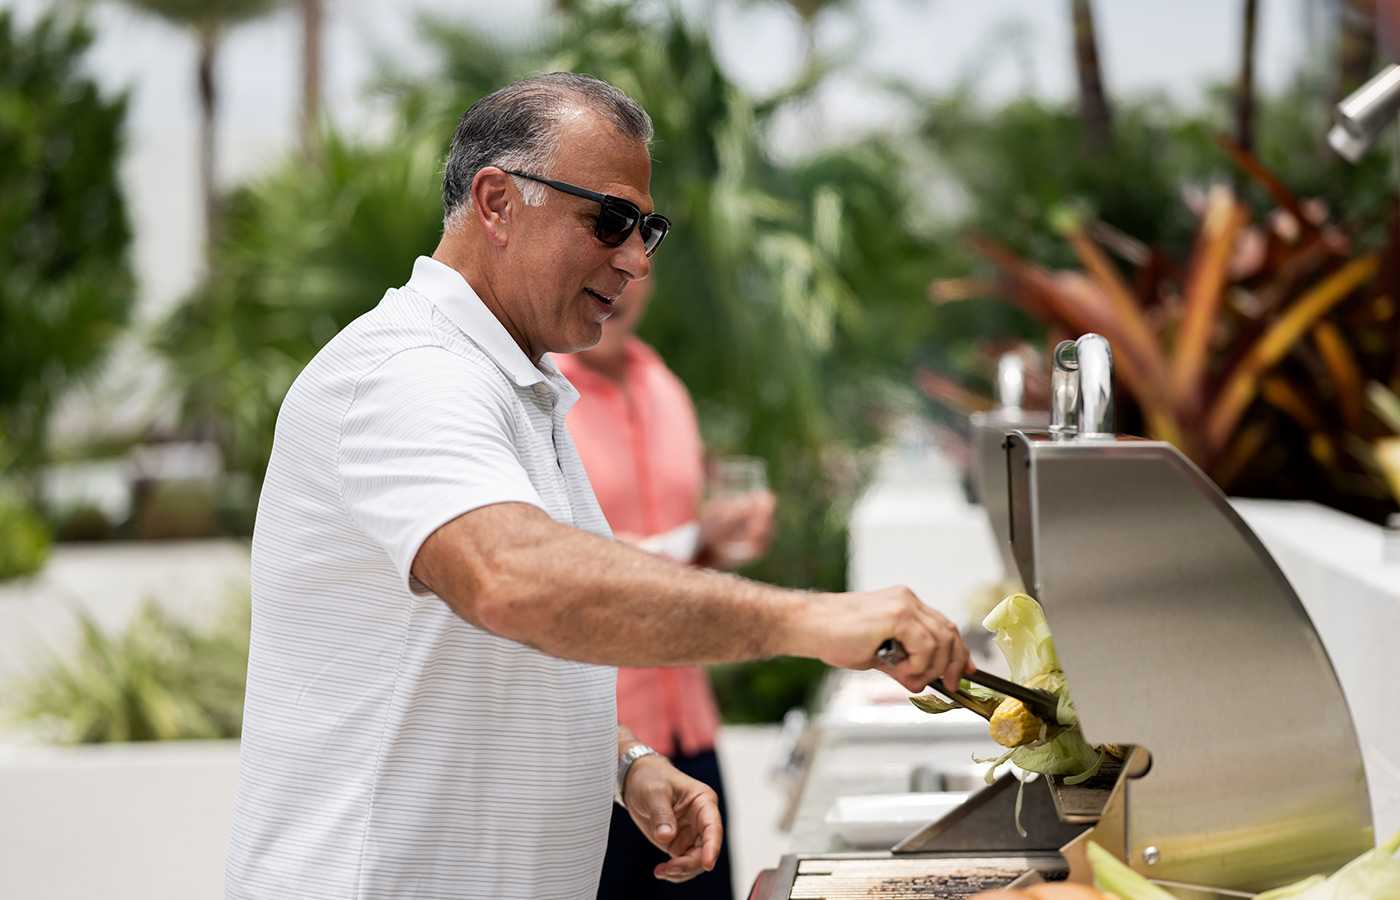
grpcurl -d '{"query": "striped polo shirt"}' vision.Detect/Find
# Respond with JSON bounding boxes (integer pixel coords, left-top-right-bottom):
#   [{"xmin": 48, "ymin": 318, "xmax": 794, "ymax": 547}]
[{"xmin": 225, "ymin": 256, "xmax": 617, "ymax": 900}]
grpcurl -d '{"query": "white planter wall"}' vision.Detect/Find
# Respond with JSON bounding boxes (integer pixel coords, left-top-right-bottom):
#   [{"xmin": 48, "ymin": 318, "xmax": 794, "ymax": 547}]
[{"xmin": 0, "ymin": 740, "xmax": 241, "ymax": 900}]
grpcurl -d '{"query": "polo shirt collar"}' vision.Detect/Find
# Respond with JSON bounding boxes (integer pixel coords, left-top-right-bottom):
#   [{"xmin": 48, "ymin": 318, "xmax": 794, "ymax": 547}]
[{"xmin": 405, "ymin": 255, "xmax": 554, "ymax": 390}]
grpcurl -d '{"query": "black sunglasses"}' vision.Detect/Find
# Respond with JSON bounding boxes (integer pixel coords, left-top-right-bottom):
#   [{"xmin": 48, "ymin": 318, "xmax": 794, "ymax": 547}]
[{"xmin": 502, "ymin": 169, "xmax": 670, "ymax": 257}]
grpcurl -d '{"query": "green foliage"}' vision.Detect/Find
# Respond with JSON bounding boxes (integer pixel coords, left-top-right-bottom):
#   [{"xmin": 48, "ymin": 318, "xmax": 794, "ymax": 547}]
[
  {"xmin": 919, "ymin": 91, "xmax": 1221, "ymax": 268},
  {"xmin": 0, "ymin": 479, "xmax": 51, "ymax": 580},
  {"xmin": 708, "ymin": 656, "xmax": 829, "ymax": 725},
  {"xmin": 1235, "ymin": 76, "xmax": 1397, "ymax": 242},
  {"xmin": 0, "ymin": 10, "xmax": 135, "ymax": 467},
  {"xmin": 159, "ymin": 127, "xmax": 444, "ymax": 477},
  {"xmin": 158, "ymin": 1, "xmax": 963, "ymax": 721},
  {"xmin": 9, "ymin": 597, "xmax": 250, "ymax": 743}
]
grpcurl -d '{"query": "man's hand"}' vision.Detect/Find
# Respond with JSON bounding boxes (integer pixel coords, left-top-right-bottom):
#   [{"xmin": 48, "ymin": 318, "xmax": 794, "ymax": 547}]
[
  {"xmin": 789, "ymin": 586, "xmax": 975, "ymax": 694},
  {"xmin": 620, "ymin": 755, "xmax": 723, "ymax": 883}
]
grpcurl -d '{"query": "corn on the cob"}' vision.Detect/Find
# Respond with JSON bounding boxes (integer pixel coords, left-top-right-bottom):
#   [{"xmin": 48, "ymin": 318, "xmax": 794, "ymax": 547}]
[{"xmin": 988, "ymin": 672, "xmax": 1058, "ymax": 748}]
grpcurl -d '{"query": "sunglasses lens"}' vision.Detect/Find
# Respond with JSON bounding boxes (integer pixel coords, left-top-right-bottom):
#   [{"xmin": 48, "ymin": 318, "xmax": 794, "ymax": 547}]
[
  {"xmin": 639, "ymin": 216, "xmax": 670, "ymax": 256},
  {"xmin": 594, "ymin": 202, "xmax": 638, "ymax": 246}
]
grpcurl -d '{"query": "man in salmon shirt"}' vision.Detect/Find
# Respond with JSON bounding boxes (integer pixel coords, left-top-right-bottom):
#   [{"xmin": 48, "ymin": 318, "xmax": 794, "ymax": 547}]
[{"xmin": 557, "ymin": 277, "xmax": 775, "ymax": 899}]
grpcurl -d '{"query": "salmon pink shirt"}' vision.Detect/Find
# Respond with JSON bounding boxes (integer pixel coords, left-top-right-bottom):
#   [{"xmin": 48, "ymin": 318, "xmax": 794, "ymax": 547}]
[{"xmin": 554, "ymin": 338, "xmax": 723, "ymax": 758}]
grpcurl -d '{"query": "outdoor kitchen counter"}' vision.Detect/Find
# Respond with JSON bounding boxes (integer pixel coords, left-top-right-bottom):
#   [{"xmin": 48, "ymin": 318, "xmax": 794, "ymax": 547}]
[{"xmin": 778, "ymin": 670, "xmax": 1004, "ymax": 854}]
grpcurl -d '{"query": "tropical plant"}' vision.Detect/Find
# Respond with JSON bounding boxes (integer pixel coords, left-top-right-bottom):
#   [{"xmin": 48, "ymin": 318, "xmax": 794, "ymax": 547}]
[
  {"xmin": 159, "ymin": 124, "xmax": 444, "ymax": 478},
  {"xmin": 0, "ymin": 9, "xmax": 135, "ymax": 469},
  {"xmin": 159, "ymin": 0, "xmax": 959, "ymax": 720},
  {"xmin": 112, "ymin": 0, "xmax": 281, "ymax": 264},
  {"xmin": 8, "ymin": 595, "xmax": 251, "ymax": 743},
  {"xmin": 941, "ymin": 141, "xmax": 1400, "ymax": 522}
]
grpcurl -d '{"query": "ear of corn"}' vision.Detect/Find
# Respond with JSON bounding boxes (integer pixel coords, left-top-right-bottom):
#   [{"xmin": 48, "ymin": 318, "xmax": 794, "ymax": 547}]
[
  {"xmin": 989, "ymin": 696, "xmax": 1044, "ymax": 747},
  {"xmin": 988, "ymin": 673, "xmax": 1062, "ymax": 748}
]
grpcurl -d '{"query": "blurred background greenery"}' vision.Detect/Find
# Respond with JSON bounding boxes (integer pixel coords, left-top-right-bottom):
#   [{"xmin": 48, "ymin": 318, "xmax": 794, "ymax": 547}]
[{"xmin": 5, "ymin": 0, "xmax": 1400, "ymax": 733}]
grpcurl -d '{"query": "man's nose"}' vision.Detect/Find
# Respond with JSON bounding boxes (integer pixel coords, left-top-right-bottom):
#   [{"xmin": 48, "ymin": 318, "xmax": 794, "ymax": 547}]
[{"xmin": 612, "ymin": 228, "xmax": 652, "ymax": 281}]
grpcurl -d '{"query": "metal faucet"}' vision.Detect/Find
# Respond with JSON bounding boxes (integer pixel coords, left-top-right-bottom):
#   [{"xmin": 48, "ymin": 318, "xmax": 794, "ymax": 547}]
[{"xmin": 1049, "ymin": 334, "xmax": 1114, "ymax": 439}]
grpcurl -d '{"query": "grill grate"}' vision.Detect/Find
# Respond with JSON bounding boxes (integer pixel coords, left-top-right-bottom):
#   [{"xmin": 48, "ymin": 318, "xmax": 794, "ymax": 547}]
[{"xmin": 788, "ymin": 857, "xmax": 1046, "ymax": 899}]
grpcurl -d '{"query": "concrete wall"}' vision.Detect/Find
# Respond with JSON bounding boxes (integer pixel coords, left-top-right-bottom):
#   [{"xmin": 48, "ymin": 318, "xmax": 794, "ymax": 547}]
[
  {"xmin": 0, "ymin": 727, "xmax": 787, "ymax": 900},
  {"xmin": 0, "ymin": 740, "xmax": 241, "ymax": 900}
]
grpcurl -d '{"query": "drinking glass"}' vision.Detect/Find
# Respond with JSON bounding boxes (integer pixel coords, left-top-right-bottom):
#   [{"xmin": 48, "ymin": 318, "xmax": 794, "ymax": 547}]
[{"xmin": 708, "ymin": 455, "xmax": 769, "ymax": 565}]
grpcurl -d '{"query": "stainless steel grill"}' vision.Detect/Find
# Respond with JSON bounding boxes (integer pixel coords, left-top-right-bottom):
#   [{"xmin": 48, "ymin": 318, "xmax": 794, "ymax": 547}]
[{"xmin": 748, "ymin": 333, "xmax": 1376, "ymax": 900}]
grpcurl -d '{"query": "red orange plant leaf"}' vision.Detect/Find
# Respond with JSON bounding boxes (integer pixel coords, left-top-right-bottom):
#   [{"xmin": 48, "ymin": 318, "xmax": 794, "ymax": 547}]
[
  {"xmin": 1260, "ymin": 375, "xmax": 1325, "ymax": 432},
  {"xmin": 1171, "ymin": 185, "xmax": 1251, "ymax": 415},
  {"xmin": 1203, "ymin": 255, "xmax": 1378, "ymax": 457},
  {"xmin": 915, "ymin": 368, "xmax": 994, "ymax": 416},
  {"xmin": 1209, "ymin": 419, "xmax": 1272, "ymax": 490},
  {"xmin": 1059, "ymin": 219, "xmax": 1168, "ymax": 387},
  {"xmin": 974, "ymin": 236, "xmax": 1177, "ymax": 442},
  {"xmin": 927, "ymin": 277, "xmax": 999, "ymax": 306},
  {"xmin": 1216, "ymin": 135, "xmax": 1315, "ymax": 235},
  {"xmin": 1312, "ymin": 321, "xmax": 1366, "ymax": 435}
]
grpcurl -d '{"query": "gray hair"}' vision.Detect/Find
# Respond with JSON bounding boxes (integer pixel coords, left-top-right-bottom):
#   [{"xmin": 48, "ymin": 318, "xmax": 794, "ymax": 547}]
[{"xmin": 441, "ymin": 72, "xmax": 653, "ymax": 233}]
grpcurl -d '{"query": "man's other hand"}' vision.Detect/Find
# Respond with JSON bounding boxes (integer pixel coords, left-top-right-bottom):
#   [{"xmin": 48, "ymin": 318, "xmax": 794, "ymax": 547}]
[{"xmin": 621, "ymin": 755, "xmax": 723, "ymax": 883}]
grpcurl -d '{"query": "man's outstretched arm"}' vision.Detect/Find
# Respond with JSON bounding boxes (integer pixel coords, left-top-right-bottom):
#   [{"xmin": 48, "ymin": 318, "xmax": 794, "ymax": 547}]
[{"xmin": 412, "ymin": 501, "xmax": 972, "ymax": 692}]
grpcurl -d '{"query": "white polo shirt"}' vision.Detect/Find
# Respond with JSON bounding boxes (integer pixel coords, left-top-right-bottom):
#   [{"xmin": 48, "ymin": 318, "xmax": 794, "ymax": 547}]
[{"xmin": 226, "ymin": 256, "xmax": 617, "ymax": 900}]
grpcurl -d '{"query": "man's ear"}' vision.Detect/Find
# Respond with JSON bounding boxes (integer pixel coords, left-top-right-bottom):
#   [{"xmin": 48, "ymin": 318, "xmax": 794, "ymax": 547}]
[{"xmin": 471, "ymin": 167, "xmax": 514, "ymax": 248}]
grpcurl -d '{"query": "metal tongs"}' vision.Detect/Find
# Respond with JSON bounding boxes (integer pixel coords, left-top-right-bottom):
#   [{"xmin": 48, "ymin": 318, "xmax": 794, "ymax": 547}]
[{"xmin": 876, "ymin": 638, "xmax": 1061, "ymax": 724}]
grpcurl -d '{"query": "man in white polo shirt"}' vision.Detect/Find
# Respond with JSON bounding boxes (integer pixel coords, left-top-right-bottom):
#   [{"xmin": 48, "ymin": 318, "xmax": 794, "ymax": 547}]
[{"xmin": 225, "ymin": 72, "xmax": 972, "ymax": 900}]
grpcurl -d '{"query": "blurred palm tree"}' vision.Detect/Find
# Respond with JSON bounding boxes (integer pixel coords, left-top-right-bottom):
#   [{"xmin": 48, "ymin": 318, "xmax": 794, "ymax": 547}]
[
  {"xmin": 736, "ymin": 0, "xmax": 859, "ymax": 139},
  {"xmin": 298, "ymin": 0, "xmax": 322, "ymax": 159},
  {"xmin": 160, "ymin": 124, "xmax": 444, "ymax": 477},
  {"xmin": 112, "ymin": 0, "xmax": 281, "ymax": 269},
  {"xmin": 1071, "ymin": 0, "xmax": 1113, "ymax": 155},
  {"xmin": 1237, "ymin": 0, "xmax": 1259, "ymax": 156},
  {"xmin": 740, "ymin": 0, "xmax": 854, "ymax": 65}
]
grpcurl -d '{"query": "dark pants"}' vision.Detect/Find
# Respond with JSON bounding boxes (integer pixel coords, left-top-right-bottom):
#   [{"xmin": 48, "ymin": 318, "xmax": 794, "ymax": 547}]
[{"xmin": 596, "ymin": 749, "xmax": 735, "ymax": 900}]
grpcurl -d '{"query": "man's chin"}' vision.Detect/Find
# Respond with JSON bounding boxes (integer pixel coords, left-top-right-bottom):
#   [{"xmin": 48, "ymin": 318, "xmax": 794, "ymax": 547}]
[{"xmin": 553, "ymin": 329, "xmax": 604, "ymax": 355}]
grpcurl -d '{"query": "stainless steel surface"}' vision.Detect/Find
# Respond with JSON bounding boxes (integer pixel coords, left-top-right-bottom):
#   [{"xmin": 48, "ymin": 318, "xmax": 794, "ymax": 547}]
[
  {"xmin": 1330, "ymin": 63, "xmax": 1400, "ymax": 162},
  {"xmin": 962, "ymin": 669, "xmax": 1060, "ymax": 723},
  {"xmin": 969, "ymin": 409, "xmax": 1048, "ymax": 579},
  {"xmin": 894, "ymin": 773, "xmax": 1088, "ymax": 854},
  {"xmin": 1004, "ymin": 428, "xmax": 1373, "ymax": 891},
  {"xmin": 1050, "ymin": 340, "xmax": 1079, "ymax": 438},
  {"xmin": 778, "ymin": 670, "xmax": 1001, "ymax": 850},
  {"xmin": 1047, "ymin": 752, "xmax": 1125, "ymax": 824},
  {"xmin": 1071, "ymin": 333, "xmax": 1113, "ymax": 437},
  {"xmin": 996, "ymin": 352, "xmax": 1025, "ymax": 411}
]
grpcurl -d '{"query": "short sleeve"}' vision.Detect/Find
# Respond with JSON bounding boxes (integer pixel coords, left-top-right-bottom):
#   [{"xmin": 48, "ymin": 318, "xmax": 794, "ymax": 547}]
[{"xmin": 337, "ymin": 347, "xmax": 545, "ymax": 595}]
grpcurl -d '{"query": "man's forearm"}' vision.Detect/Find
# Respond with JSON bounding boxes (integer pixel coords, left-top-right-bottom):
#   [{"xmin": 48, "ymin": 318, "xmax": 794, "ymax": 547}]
[{"xmin": 414, "ymin": 502, "xmax": 812, "ymax": 666}]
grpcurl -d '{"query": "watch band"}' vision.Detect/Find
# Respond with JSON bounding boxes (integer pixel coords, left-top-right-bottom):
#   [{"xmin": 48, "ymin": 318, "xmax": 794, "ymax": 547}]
[{"xmin": 614, "ymin": 743, "xmax": 661, "ymax": 806}]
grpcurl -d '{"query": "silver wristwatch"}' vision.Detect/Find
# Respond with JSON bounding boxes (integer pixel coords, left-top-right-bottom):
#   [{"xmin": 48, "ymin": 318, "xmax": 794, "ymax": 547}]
[{"xmin": 614, "ymin": 743, "xmax": 660, "ymax": 806}]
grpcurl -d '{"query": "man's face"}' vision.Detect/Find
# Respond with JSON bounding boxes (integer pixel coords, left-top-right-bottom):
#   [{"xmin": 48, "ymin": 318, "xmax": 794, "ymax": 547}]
[{"xmin": 503, "ymin": 110, "xmax": 655, "ymax": 361}]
